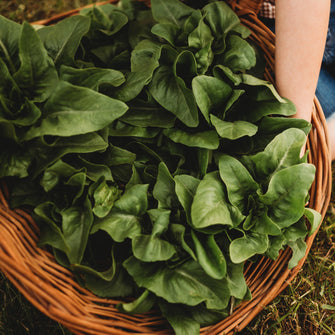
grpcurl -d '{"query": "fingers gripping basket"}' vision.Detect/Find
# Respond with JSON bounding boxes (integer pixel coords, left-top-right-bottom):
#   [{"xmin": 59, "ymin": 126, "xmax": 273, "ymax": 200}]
[{"xmin": 0, "ymin": 0, "xmax": 332, "ymax": 334}]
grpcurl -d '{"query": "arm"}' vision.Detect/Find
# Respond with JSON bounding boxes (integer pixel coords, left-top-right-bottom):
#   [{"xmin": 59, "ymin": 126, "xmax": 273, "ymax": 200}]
[{"xmin": 275, "ymin": 0, "xmax": 330, "ymax": 122}]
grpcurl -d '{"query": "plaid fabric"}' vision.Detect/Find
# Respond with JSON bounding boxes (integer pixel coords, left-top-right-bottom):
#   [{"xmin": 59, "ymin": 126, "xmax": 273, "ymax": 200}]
[{"xmin": 259, "ymin": 0, "xmax": 276, "ymax": 18}]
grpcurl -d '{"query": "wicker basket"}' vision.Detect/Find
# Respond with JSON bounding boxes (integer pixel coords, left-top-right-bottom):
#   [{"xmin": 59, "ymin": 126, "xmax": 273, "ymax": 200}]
[{"xmin": 0, "ymin": 1, "xmax": 332, "ymax": 334}]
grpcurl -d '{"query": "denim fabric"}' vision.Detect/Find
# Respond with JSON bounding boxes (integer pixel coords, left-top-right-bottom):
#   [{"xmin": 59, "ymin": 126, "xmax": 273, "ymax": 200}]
[
  {"xmin": 316, "ymin": 65, "xmax": 335, "ymax": 120},
  {"xmin": 317, "ymin": 0, "xmax": 335, "ymax": 120},
  {"xmin": 323, "ymin": 12, "xmax": 335, "ymax": 66},
  {"xmin": 323, "ymin": 1, "xmax": 335, "ymax": 62}
]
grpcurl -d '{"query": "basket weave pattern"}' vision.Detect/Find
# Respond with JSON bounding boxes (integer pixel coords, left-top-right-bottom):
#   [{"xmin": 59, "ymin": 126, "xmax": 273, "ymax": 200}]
[
  {"xmin": 0, "ymin": 0, "xmax": 332, "ymax": 334},
  {"xmin": 228, "ymin": 0, "xmax": 263, "ymax": 14}
]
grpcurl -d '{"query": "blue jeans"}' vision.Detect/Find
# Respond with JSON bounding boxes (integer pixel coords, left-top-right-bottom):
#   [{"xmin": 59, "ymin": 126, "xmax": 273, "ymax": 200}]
[
  {"xmin": 316, "ymin": 0, "xmax": 335, "ymax": 120},
  {"xmin": 316, "ymin": 66, "xmax": 335, "ymax": 120}
]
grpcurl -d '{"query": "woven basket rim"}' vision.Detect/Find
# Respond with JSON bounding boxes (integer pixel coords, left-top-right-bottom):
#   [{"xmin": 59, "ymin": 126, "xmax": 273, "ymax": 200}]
[{"xmin": 0, "ymin": 1, "xmax": 332, "ymax": 334}]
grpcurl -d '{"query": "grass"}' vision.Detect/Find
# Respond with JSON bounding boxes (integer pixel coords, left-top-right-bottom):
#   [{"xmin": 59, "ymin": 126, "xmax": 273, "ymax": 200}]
[
  {"xmin": 0, "ymin": 273, "xmax": 72, "ymax": 335},
  {"xmin": 1, "ymin": 1, "xmax": 335, "ymax": 334},
  {"xmin": 0, "ymin": 0, "xmax": 103, "ymax": 23},
  {"xmin": 242, "ymin": 209, "xmax": 335, "ymax": 335}
]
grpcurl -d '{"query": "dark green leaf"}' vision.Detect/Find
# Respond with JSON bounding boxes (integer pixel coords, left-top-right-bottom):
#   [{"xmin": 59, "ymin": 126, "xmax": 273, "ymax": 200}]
[
  {"xmin": 213, "ymin": 64, "xmax": 242, "ymax": 86},
  {"xmin": 81, "ymin": 4, "xmax": 128, "ymax": 36},
  {"xmin": 33, "ymin": 133, "xmax": 108, "ymax": 177},
  {"xmin": 188, "ymin": 18, "xmax": 213, "ymax": 50},
  {"xmin": 0, "ymin": 57, "xmax": 21, "ymax": 107},
  {"xmin": 202, "ymin": 1, "xmax": 240, "ymax": 52},
  {"xmin": 0, "ymin": 142, "xmax": 32, "ymax": 178},
  {"xmin": 248, "ymin": 209, "xmax": 282, "ymax": 236},
  {"xmin": 287, "ymin": 238, "xmax": 307, "ymax": 269},
  {"xmin": 173, "ymin": 50, "xmax": 198, "ymax": 81},
  {"xmin": 13, "ymin": 22, "xmax": 58, "ymax": 102},
  {"xmin": 197, "ymin": 148, "xmax": 210, "ymax": 177},
  {"xmin": 60, "ymin": 65, "xmax": 125, "ymax": 90},
  {"xmin": 192, "ymin": 75, "xmax": 232, "ymax": 123},
  {"xmin": 151, "ymin": 23, "xmax": 180, "ymax": 45},
  {"xmin": 283, "ymin": 218, "xmax": 308, "ymax": 242},
  {"xmin": 149, "ymin": 65, "xmax": 199, "ymax": 127},
  {"xmin": 218, "ymin": 154, "xmax": 258, "ymax": 212},
  {"xmin": 114, "ymin": 39, "xmax": 161, "ymax": 101},
  {"xmin": 183, "ymin": 9, "xmax": 202, "ymax": 34},
  {"xmin": 76, "ymin": 156, "xmax": 113, "ymax": 182},
  {"xmin": 124, "ymin": 257, "xmax": 231, "ymax": 309},
  {"xmin": 108, "ymin": 120, "xmax": 160, "ymax": 138},
  {"xmin": 194, "ymin": 44, "xmax": 214, "ymax": 75},
  {"xmin": 159, "ymin": 301, "xmax": 200, "ymax": 335},
  {"xmin": 304, "ymin": 207, "xmax": 322, "ymax": 235},
  {"xmin": 105, "ymin": 144, "xmax": 136, "ymax": 166},
  {"xmin": 258, "ymin": 163, "xmax": 316, "ymax": 228},
  {"xmin": 125, "ymin": 165, "xmax": 143, "ymax": 190},
  {"xmin": 174, "ymin": 174, "xmax": 200, "ymax": 225},
  {"xmin": 190, "ymin": 304, "xmax": 228, "ymax": 327},
  {"xmin": 128, "ymin": 10, "xmax": 155, "ymax": 48},
  {"xmin": 91, "ymin": 178, "xmax": 122, "ymax": 218},
  {"xmin": 229, "ymin": 232, "xmax": 268, "ymax": 264},
  {"xmin": 132, "ymin": 209, "xmax": 176, "ymax": 262},
  {"xmin": 61, "ymin": 197, "xmax": 94, "ymax": 264},
  {"xmin": 220, "ymin": 34, "xmax": 256, "ymax": 72},
  {"xmin": 120, "ymin": 100, "xmax": 176, "ymax": 128},
  {"xmin": 163, "ymin": 128, "xmax": 219, "ymax": 149},
  {"xmin": 91, "ymin": 184, "xmax": 148, "ymax": 242},
  {"xmin": 169, "ymin": 223, "xmax": 197, "ymax": 260},
  {"xmin": 131, "ymin": 39, "xmax": 161, "ymax": 73},
  {"xmin": 151, "ymin": 0, "xmax": 194, "ymax": 27},
  {"xmin": 113, "ymin": 71, "xmax": 151, "ymax": 102},
  {"xmin": 118, "ymin": 290, "xmax": 156, "ymax": 314},
  {"xmin": 37, "ymin": 15, "xmax": 90, "ymax": 66},
  {"xmin": 73, "ymin": 262, "xmax": 116, "ymax": 282},
  {"xmin": 40, "ymin": 159, "xmax": 80, "ymax": 192},
  {"xmin": 9, "ymin": 99, "xmax": 42, "ymax": 127},
  {"xmin": 243, "ymin": 99, "xmax": 297, "ymax": 123},
  {"xmin": 153, "ymin": 162, "xmax": 177, "ymax": 208},
  {"xmin": 24, "ymin": 81, "xmax": 128, "ymax": 140},
  {"xmin": 258, "ymin": 116, "xmax": 312, "ymax": 137},
  {"xmin": 188, "ymin": 18, "xmax": 214, "ymax": 73},
  {"xmin": 0, "ymin": 15, "xmax": 21, "ymax": 72},
  {"xmin": 64, "ymin": 171, "xmax": 86, "ymax": 205},
  {"xmin": 191, "ymin": 231, "xmax": 227, "ymax": 279},
  {"xmin": 241, "ymin": 74, "xmax": 286, "ymax": 102},
  {"xmin": 8, "ymin": 177, "xmax": 45, "ymax": 208},
  {"xmin": 83, "ymin": 266, "xmax": 135, "ymax": 298},
  {"xmin": 148, "ymin": 208, "xmax": 171, "ymax": 236},
  {"xmin": 225, "ymin": 261, "xmax": 248, "ymax": 299},
  {"xmin": 211, "ymin": 116, "xmax": 257, "ymax": 140},
  {"xmin": 34, "ymin": 202, "xmax": 69, "ymax": 254},
  {"xmin": 91, "ymin": 209, "xmax": 142, "ymax": 242},
  {"xmin": 266, "ymin": 234, "xmax": 286, "ymax": 260},
  {"xmin": 247, "ymin": 128, "xmax": 308, "ymax": 182},
  {"xmin": 191, "ymin": 171, "xmax": 245, "ymax": 230}
]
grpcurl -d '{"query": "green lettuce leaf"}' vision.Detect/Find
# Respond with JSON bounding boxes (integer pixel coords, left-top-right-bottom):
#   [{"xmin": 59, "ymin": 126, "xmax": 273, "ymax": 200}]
[{"xmin": 24, "ymin": 81, "xmax": 128, "ymax": 140}]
